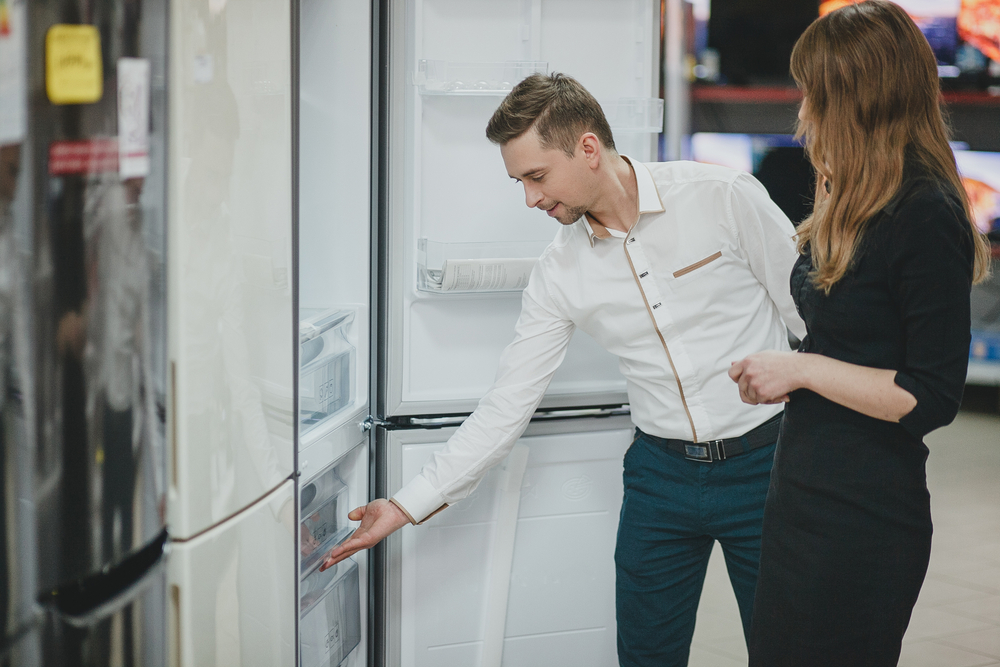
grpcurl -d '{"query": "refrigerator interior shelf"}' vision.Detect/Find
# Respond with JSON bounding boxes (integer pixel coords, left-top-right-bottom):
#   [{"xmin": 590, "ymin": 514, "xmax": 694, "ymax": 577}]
[
  {"xmin": 299, "ymin": 308, "xmax": 357, "ymax": 433},
  {"xmin": 416, "ymin": 237, "xmax": 550, "ymax": 294},
  {"xmin": 600, "ymin": 97, "xmax": 664, "ymax": 133},
  {"xmin": 414, "ymin": 59, "xmax": 548, "ymax": 95}
]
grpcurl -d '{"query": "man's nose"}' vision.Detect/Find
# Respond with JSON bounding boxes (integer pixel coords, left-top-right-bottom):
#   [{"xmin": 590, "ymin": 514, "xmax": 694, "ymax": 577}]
[{"xmin": 523, "ymin": 183, "xmax": 543, "ymax": 209}]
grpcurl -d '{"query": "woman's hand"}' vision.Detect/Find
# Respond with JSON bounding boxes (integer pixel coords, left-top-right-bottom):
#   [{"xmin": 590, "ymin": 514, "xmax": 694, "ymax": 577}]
[
  {"xmin": 728, "ymin": 351, "xmax": 806, "ymax": 405},
  {"xmin": 319, "ymin": 498, "xmax": 410, "ymax": 571}
]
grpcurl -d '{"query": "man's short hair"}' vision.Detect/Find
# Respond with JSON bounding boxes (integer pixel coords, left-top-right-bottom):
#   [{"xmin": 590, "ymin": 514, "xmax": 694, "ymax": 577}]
[{"xmin": 485, "ymin": 73, "xmax": 616, "ymax": 156}]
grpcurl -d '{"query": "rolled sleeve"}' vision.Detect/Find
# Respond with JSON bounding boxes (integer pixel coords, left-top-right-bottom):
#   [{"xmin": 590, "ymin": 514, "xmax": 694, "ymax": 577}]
[
  {"xmin": 392, "ymin": 260, "xmax": 576, "ymax": 524},
  {"xmin": 889, "ymin": 193, "xmax": 975, "ymax": 439}
]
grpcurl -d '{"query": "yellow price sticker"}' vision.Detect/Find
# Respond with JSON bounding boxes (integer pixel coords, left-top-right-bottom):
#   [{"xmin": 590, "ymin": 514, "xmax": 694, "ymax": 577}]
[{"xmin": 46, "ymin": 24, "xmax": 103, "ymax": 105}]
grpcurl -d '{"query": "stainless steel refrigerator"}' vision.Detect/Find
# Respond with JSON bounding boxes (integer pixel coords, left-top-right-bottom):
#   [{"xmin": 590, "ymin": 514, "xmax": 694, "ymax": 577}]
[
  {"xmin": 296, "ymin": 1, "xmax": 665, "ymax": 665},
  {"xmin": 3, "ymin": 0, "xmax": 170, "ymax": 663}
]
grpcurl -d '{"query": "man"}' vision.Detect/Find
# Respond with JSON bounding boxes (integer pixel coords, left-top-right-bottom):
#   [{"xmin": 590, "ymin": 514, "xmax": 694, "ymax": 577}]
[{"xmin": 322, "ymin": 73, "xmax": 805, "ymax": 666}]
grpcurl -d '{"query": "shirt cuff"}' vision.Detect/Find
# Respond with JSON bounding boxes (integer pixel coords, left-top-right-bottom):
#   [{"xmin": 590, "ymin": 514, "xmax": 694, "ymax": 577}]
[{"xmin": 392, "ymin": 475, "xmax": 449, "ymax": 525}]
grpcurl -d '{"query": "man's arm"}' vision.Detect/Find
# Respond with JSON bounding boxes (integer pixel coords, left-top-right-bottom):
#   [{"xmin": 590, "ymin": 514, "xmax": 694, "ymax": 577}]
[
  {"xmin": 321, "ymin": 262, "xmax": 576, "ymax": 570},
  {"xmin": 728, "ymin": 172, "xmax": 807, "ymax": 340}
]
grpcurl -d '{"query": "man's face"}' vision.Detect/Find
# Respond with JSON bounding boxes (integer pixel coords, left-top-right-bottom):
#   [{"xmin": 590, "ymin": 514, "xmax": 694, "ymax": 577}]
[{"xmin": 500, "ymin": 128, "xmax": 596, "ymax": 226}]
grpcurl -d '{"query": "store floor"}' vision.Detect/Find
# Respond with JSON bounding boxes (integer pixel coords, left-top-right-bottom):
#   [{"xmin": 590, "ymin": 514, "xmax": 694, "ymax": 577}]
[{"xmin": 688, "ymin": 396, "xmax": 1000, "ymax": 667}]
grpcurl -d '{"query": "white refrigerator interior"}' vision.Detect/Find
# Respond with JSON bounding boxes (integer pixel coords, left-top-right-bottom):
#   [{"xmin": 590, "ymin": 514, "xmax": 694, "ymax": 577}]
[
  {"xmin": 298, "ymin": 0, "xmax": 372, "ymax": 477},
  {"xmin": 167, "ymin": 0, "xmax": 296, "ymax": 540},
  {"xmin": 386, "ymin": 417, "xmax": 634, "ymax": 667},
  {"xmin": 168, "ymin": 481, "xmax": 297, "ymax": 667},
  {"xmin": 384, "ymin": 0, "xmax": 661, "ymax": 416}
]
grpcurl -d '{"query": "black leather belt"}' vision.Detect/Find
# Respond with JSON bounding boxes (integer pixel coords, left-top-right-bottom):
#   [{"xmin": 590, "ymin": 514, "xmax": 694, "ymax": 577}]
[{"xmin": 640, "ymin": 412, "xmax": 782, "ymax": 463}]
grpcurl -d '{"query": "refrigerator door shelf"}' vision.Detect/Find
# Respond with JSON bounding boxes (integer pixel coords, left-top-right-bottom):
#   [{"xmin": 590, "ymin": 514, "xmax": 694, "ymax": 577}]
[
  {"xmin": 300, "ymin": 308, "xmax": 357, "ymax": 432},
  {"xmin": 600, "ymin": 98, "xmax": 665, "ymax": 133},
  {"xmin": 300, "ymin": 558, "xmax": 361, "ymax": 667},
  {"xmin": 414, "ymin": 60, "xmax": 548, "ymax": 96},
  {"xmin": 416, "ymin": 238, "xmax": 550, "ymax": 294}
]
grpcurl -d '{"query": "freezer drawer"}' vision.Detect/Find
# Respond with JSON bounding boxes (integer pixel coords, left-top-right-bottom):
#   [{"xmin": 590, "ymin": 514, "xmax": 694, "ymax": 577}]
[
  {"xmin": 299, "ymin": 441, "xmax": 368, "ymax": 667},
  {"xmin": 382, "ymin": 416, "xmax": 634, "ymax": 667},
  {"xmin": 168, "ymin": 481, "xmax": 296, "ymax": 667},
  {"xmin": 299, "ymin": 466, "xmax": 352, "ymax": 575},
  {"xmin": 300, "ymin": 559, "xmax": 361, "ymax": 667}
]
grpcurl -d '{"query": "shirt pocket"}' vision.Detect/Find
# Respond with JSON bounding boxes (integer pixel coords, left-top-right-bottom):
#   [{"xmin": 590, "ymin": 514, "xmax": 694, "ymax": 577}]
[{"xmin": 671, "ymin": 250, "xmax": 723, "ymax": 284}]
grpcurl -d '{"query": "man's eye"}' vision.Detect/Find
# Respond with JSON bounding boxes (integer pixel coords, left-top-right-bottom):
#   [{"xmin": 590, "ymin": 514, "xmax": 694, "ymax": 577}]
[{"xmin": 531, "ymin": 175, "xmax": 543, "ymax": 182}]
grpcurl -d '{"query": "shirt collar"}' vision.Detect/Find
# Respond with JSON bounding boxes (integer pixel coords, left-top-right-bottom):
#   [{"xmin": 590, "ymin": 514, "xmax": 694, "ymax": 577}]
[{"xmin": 583, "ymin": 156, "xmax": 666, "ymax": 247}]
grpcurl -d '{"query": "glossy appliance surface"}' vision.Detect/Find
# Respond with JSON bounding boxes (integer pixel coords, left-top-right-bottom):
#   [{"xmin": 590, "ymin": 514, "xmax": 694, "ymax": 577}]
[
  {"xmin": 26, "ymin": 0, "xmax": 169, "ymax": 595},
  {"xmin": 168, "ymin": 480, "xmax": 297, "ymax": 666},
  {"xmin": 168, "ymin": 0, "xmax": 295, "ymax": 539}
]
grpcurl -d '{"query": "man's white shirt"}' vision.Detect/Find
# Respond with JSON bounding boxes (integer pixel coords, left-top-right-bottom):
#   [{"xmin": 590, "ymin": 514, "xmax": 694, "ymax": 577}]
[{"xmin": 392, "ymin": 158, "xmax": 807, "ymax": 524}]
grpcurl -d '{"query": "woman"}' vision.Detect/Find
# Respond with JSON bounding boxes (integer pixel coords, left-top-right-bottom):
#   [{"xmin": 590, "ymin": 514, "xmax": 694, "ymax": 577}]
[{"xmin": 728, "ymin": 2, "xmax": 991, "ymax": 665}]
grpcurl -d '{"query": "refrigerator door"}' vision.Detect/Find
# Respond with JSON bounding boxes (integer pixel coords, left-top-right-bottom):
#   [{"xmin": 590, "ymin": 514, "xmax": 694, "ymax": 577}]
[
  {"xmin": 168, "ymin": 0, "xmax": 295, "ymax": 539},
  {"xmin": 380, "ymin": 416, "xmax": 634, "ymax": 667},
  {"xmin": 297, "ymin": 0, "xmax": 373, "ymax": 477},
  {"xmin": 381, "ymin": 0, "xmax": 661, "ymax": 417},
  {"xmin": 168, "ymin": 480, "xmax": 297, "ymax": 667},
  {"xmin": 42, "ymin": 551, "xmax": 166, "ymax": 667},
  {"xmin": 26, "ymin": 0, "xmax": 169, "ymax": 591}
]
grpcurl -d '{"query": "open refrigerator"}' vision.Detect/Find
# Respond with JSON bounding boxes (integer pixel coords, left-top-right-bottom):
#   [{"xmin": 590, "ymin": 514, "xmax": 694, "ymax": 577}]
[{"xmin": 297, "ymin": 1, "xmax": 664, "ymax": 665}]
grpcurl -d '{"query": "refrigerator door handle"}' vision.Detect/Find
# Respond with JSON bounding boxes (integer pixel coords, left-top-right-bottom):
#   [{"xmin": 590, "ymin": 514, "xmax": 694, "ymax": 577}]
[{"xmin": 396, "ymin": 405, "xmax": 631, "ymax": 429}]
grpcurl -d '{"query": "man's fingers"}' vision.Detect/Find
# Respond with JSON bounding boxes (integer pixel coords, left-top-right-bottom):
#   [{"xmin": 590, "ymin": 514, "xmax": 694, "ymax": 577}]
[{"xmin": 348, "ymin": 506, "xmax": 366, "ymax": 521}]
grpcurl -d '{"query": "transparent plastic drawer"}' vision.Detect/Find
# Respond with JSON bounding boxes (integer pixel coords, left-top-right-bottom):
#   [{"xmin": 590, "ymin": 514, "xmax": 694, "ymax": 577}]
[
  {"xmin": 300, "ymin": 558, "xmax": 361, "ymax": 667},
  {"xmin": 300, "ymin": 467, "xmax": 352, "ymax": 576},
  {"xmin": 416, "ymin": 238, "xmax": 550, "ymax": 294},
  {"xmin": 414, "ymin": 59, "xmax": 548, "ymax": 95},
  {"xmin": 299, "ymin": 309, "xmax": 356, "ymax": 432}
]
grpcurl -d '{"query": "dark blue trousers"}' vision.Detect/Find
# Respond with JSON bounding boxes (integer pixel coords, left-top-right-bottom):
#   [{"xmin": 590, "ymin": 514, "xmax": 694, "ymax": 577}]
[{"xmin": 615, "ymin": 429, "xmax": 776, "ymax": 667}]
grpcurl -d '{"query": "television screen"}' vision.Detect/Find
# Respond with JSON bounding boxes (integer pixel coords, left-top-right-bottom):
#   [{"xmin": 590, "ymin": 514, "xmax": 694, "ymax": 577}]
[
  {"xmin": 819, "ymin": 0, "xmax": 1000, "ymax": 79},
  {"xmin": 955, "ymin": 148, "xmax": 1000, "ymax": 236},
  {"xmin": 704, "ymin": 0, "xmax": 820, "ymax": 85},
  {"xmin": 694, "ymin": 0, "xmax": 1000, "ymax": 85}
]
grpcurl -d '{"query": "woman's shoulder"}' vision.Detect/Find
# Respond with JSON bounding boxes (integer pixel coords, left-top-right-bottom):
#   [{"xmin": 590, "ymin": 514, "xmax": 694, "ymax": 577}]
[{"xmin": 872, "ymin": 176, "xmax": 969, "ymax": 242}]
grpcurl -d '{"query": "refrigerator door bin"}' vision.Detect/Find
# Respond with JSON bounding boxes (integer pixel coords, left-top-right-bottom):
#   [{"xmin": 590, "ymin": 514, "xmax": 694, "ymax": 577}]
[
  {"xmin": 600, "ymin": 98, "xmax": 664, "ymax": 133},
  {"xmin": 416, "ymin": 238, "xmax": 550, "ymax": 294},
  {"xmin": 299, "ymin": 467, "xmax": 352, "ymax": 576},
  {"xmin": 300, "ymin": 558, "xmax": 361, "ymax": 667},
  {"xmin": 414, "ymin": 60, "xmax": 548, "ymax": 96},
  {"xmin": 300, "ymin": 309, "xmax": 357, "ymax": 432}
]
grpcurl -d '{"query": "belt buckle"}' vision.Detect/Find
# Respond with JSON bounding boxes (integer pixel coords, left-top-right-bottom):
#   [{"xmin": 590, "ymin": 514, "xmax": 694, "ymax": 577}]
[{"xmin": 684, "ymin": 440, "xmax": 726, "ymax": 463}]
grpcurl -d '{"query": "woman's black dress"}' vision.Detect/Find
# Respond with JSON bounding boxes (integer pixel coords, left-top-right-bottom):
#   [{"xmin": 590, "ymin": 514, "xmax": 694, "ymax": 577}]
[{"xmin": 748, "ymin": 170, "xmax": 976, "ymax": 666}]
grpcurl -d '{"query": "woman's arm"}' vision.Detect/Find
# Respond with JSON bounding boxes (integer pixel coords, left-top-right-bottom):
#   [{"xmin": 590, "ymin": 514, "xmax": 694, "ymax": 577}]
[{"xmin": 729, "ymin": 350, "xmax": 917, "ymax": 422}]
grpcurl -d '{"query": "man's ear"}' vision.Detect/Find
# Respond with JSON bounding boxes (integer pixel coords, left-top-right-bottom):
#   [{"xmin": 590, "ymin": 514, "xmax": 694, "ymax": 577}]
[{"xmin": 579, "ymin": 132, "xmax": 601, "ymax": 167}]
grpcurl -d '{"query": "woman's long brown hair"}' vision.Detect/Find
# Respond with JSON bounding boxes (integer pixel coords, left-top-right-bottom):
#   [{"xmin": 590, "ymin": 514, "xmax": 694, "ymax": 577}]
[{"xmin": 791, "ymin": 0, "xmax": 990, "ymax": 292}]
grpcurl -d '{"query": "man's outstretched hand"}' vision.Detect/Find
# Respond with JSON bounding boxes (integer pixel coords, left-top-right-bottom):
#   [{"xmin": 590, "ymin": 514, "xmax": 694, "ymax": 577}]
[{"xmin": 319, "ymin": 498, "xmax": 410, "ymax": 572}]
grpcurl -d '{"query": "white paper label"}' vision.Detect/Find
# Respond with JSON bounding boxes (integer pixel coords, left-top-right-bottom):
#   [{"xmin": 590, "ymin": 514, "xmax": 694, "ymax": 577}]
[{"xmin": 117, "ymin": 58, "xmax": 151, "ymax": 178}]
